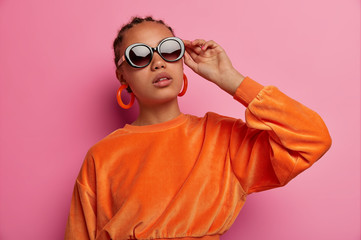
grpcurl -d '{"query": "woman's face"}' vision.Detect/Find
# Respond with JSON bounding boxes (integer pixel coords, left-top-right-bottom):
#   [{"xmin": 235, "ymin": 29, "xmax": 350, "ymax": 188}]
[{"xmin": 116, "ymin": 22, "xmax": 184, "ymax": 107}]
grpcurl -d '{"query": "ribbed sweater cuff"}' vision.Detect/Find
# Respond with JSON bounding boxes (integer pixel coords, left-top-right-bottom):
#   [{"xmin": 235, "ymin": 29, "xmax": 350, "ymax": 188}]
[{"xmin": 233, "ymin": 76, "xmax": 264, "ymax": 107}]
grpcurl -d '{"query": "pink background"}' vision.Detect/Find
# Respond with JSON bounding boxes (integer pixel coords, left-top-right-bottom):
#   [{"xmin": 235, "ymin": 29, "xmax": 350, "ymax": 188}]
[{"xmin": 0, "ymin": 0, "xmax": 360, "ymax": 239}]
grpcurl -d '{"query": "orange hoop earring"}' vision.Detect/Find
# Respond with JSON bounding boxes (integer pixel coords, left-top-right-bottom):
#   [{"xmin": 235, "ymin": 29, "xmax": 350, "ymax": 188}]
[
  {"xmin": 178, "ymin": 74, "xmax": 188, "ymax": 97},
  {"xmin": 117, "ymin": 85, "xmax": 135, "ymax": 109}
]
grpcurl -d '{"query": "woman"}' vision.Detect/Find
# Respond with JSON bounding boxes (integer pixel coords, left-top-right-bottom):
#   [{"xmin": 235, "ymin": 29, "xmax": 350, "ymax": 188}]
[{"xmin": 65, "ymin": 16, "xmax": 331, "ymax": 240}]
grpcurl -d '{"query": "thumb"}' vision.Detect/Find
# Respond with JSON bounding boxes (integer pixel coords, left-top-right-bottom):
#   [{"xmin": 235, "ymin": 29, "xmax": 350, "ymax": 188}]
[{"xmin": 184, "ymin": 51, "xmax": 198, "ymax": 73}]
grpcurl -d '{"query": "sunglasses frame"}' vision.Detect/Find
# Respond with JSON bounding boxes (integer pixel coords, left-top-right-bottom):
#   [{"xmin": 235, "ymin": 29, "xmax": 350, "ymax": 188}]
[{"xmin": 117, "ymin": 37, "xmax": 185, "ymax": 68}]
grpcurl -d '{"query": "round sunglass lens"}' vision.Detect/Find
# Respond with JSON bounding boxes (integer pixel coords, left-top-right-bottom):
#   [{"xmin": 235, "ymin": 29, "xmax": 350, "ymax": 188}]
[
  {"xmin": 160, "ymin": 40, "xmax": 182, "ymax": 61},
  {"xmin": 129, "ymin": 46, "xmax": 151, "ymax": 67}
]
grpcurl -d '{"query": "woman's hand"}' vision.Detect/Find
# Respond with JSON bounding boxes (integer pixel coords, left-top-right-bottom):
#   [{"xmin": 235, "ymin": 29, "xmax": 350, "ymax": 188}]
[{"xmin": 183, "ymin": 39, "xmax": 245, "ymax": 95}]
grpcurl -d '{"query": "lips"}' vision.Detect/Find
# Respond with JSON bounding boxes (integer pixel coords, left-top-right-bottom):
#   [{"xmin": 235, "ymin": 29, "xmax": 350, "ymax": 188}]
[
  {"xmin": 154, "ymin": 77, "xmax": 169, "ymax": 83},
  {"xmin": 153, "ymin": 72, "xmax": 173, "ymax": 87}
]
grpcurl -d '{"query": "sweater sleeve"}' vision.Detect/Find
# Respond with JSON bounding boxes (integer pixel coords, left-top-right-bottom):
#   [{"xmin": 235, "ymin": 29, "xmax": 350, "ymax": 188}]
[
  {"xmin": 65, "ymin": 151, "xmax": 97, "ymax": 240},
  {"xmin": 229, "ymin": 77, "xmax": 332, "ymax": 194}
]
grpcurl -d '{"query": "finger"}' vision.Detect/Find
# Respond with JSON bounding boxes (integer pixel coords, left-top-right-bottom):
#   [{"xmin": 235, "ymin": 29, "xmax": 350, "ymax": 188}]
[
  {"xmin": 186, "ymin": 44, "xmax": 202, "ymax": 55},
  {"xmin": 184, "ymin": 40, "xmax": 201, "ymax": 54},
  {"xmin": 201, "ymin": 40, "xmax": 216, "ymax": 50},
  {"xmin": 183, "ymin": 39, "xmax": 192, "ymax": 47},
  {"xmin": 185, "ymin": 48, "xmax": 199, "ymax": 63},
  {"xmin": 191, "ymin": 39, "xmax": 206, "ymax": 47}
]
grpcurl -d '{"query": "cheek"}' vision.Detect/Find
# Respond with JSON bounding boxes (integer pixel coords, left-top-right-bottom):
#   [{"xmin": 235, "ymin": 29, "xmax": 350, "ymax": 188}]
[
  {"xmin": 172, "ymin": 62, "xmax": 184, "ymax": 81},
  {"xmin": 126, "ymin": 74, "xmax": 143, "ymax": 91},
  {"xmin": 122, "ymin": 68, "xmax": 143, "ymax": 84},
  {"xmin": 172, "ymin": 61, "xmax": 184, "ymax": 75},
  {"xmin": 178, "ymin": 64, "xmax": 185, "ymax": 82}
]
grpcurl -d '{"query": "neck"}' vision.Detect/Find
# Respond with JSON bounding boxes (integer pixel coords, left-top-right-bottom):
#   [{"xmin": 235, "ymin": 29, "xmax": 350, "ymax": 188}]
[{"xmin": 132, "ymin": 98, "xmax": 182, "ymax": 126}]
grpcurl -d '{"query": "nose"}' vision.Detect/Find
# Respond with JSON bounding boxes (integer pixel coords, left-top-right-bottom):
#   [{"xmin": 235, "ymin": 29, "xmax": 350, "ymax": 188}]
[{"xmin": 150, "ymin": 52, "xmax": 166, "ymax": 70}]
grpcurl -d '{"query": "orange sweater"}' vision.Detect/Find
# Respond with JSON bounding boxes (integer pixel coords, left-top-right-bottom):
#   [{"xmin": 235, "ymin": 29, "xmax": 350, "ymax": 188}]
[{"xmin": 65, "ymin": 77, "xmax": 331, "ymax": 240}]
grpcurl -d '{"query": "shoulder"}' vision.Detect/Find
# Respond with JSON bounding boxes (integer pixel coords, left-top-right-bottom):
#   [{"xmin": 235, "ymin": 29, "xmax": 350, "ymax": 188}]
[
  {"xmin": 205, "ymin": 112, "xmax": 244, "ymax": 126},
  {"xmin": 186, "ymin": 112, "xmax": 245, "ymax": 130},
  {"xmin": 87, "ymin": 128, "xmax": 134, "ymax": 158}
]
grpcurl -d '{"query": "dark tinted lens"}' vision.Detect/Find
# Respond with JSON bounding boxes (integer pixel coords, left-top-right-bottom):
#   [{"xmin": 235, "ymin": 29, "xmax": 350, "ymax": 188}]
[
  {"xmin": 129, "ymin": 45, "xmax": 151, "ymax": 66},
  {"xmin": 160, "ymin": 40, "xmax": 181, "ymax": 61}
]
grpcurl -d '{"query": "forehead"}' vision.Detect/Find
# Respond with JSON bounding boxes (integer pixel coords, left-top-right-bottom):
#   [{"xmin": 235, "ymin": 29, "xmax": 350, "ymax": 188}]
[{"xmin": 121, "ymin": 22, "xmax": 174, "ymax": 51}]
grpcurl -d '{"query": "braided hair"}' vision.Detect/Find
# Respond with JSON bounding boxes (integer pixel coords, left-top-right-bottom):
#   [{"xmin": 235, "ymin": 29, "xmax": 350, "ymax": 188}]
[{"xmin": 113, "ymin": 16, "xmax": 174, "ymax": 68}]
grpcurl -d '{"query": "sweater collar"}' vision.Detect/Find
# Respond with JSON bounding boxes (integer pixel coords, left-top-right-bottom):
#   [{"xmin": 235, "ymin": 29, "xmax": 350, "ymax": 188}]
[{"xmin": 123, "ymin": 113, "xmax": 188, "ymax": 133}]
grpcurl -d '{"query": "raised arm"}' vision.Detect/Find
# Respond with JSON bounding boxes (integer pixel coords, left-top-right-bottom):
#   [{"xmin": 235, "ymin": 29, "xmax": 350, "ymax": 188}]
[
  {"xmin": 184, "ymin": 38, "xmax": 332, "ymax": 194},
  {"xmin": 231, "ymin": 77, "xmax": 332, "ymax": 193}
]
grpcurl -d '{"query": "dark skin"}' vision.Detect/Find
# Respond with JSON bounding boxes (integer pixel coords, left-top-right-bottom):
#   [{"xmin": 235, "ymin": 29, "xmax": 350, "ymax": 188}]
[{"xmin": 116, "ymin": 22, "xmax": 245, "ymax": 126}]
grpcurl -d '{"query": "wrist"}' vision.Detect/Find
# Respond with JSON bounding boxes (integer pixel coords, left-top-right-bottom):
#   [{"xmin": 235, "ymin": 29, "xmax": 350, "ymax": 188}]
[{"xmin": 217, "ymin": 68, "xmax": 245, "ymax": 95}]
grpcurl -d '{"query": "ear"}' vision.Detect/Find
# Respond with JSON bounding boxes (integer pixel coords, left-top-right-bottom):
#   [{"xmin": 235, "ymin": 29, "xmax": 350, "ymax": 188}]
[{"xmin": 115, "ymin": 68, "xmax": 127, "ymax": 85}]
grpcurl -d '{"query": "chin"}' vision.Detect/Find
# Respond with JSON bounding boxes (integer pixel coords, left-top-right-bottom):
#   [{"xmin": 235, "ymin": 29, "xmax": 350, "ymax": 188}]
[{"xmin": 147, "ymin": 93, "xmax": 179, "ymax": 106}]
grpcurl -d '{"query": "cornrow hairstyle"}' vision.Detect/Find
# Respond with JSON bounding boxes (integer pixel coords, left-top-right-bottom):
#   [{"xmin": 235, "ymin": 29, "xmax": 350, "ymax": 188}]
[{"xmin": 113, "ymin": 16, "xmax": 175, "ymax": 68}]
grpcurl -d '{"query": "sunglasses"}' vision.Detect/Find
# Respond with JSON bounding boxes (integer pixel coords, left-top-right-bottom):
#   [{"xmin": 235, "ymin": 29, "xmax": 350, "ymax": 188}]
[{"xmin": 117, "ymin": 37, "xmax": 185, "ymax": 68}]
